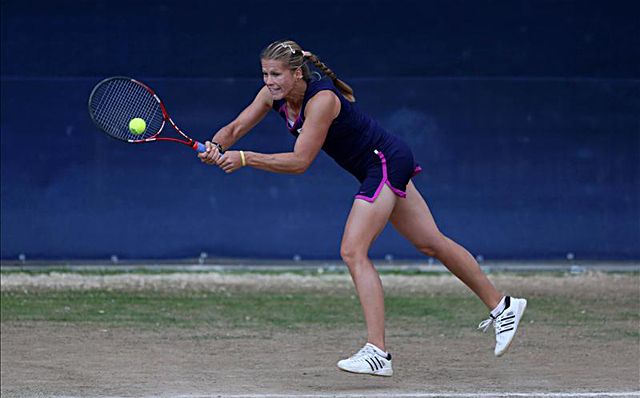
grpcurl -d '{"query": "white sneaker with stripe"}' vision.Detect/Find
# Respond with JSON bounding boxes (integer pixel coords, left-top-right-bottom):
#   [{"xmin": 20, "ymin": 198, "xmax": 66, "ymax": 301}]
[
  {"xmin": 479, "ymin": 296, "xmax": 528, "ymax": 357},
  {"xmin": 337, "ymin": 343, "xmax": 393, "ymax": 376}
]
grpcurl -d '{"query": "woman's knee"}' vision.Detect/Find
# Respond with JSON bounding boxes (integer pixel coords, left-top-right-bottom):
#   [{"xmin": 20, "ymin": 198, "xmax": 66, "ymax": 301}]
[
  {"xmin": 415, "ymin": 232, "xmax": 448, "ymax": 258},
  {"xmin": 340, "ymin": 244, "xmax": 362, "ymax": 263},
  {"xmin": 340, "ymin": 243, "xmax": 368, "ymax": 267}
]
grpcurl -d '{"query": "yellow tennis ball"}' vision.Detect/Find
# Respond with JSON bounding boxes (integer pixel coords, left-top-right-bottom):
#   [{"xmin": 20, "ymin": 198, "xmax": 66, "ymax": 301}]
[{"xmin": 129, "ymin": 118, "xmax": 146, "ymax": 135}]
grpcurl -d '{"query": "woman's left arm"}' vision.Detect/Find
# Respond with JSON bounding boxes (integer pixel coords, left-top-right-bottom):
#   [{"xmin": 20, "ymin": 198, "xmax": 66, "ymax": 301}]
[{"xmin": 218, "ymin": 91, "xmax": 340, "ymax": 174}]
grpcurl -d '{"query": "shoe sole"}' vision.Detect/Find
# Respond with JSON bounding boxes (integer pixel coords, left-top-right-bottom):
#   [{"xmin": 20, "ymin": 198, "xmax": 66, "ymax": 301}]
[
  {"xmin": 495, "ymin": 298, "xmax": 527, "ymax": 357},
  {"xmin": 337, "ymin": 365, "xmax": 393, "ymax": 377}
]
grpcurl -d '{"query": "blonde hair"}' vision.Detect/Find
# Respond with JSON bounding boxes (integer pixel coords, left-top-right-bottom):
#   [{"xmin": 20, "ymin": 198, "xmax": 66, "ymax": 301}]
[{"xmin": 261, "ymin": 40, "xmax": 355, "ymax": 102}]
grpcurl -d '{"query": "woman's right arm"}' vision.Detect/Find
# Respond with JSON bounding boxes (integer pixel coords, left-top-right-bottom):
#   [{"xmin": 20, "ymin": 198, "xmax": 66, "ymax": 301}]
[{"xmin": 199, "ymin": 86, "xmax": 272, "ymax": 163}]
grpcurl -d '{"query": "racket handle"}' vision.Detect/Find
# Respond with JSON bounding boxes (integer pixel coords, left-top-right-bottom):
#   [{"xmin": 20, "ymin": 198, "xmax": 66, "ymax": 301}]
[
  {"xmin": 193, "ymin": 141, "xmax": 225, "ymax": 157},
  {"xmin": 194, "ymin": 141, "xmax": 207, "ymax": 153}
]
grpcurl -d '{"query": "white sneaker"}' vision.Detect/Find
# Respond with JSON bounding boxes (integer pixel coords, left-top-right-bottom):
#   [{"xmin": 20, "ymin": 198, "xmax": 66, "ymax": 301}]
[
  {"xmin": 337, "ymin": 343, "xmax": 393, "ymax": 376},
  {"xmin": 478, "ymin": 296, "xmax": 527, "ymax": 357}
]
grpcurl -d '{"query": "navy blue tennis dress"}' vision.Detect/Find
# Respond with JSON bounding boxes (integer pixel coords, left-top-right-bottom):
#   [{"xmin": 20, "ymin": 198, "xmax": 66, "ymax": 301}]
[{"xmin": 272, "ymin": 78, "xmax": 421, "ymax": 202}]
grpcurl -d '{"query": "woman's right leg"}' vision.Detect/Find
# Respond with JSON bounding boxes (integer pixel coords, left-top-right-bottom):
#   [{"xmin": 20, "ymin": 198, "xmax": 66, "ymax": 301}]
[
  {"xmin": 336, "ymin": 184, "xmax": 397, "ymax": 376},
  {"xmin": 340, "ymin": 184, "xmax": 398, "ymax": 351}
]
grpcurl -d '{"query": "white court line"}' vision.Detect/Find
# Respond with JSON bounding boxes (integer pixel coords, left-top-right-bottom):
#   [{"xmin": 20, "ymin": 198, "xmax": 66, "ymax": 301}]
[
  {"xmin": 169, "ymin": 394, "xmax": 639, "ymax": 398},
  {"xmin": 53, "ymin": 392, "xmax": 640, "ymax": 398}
]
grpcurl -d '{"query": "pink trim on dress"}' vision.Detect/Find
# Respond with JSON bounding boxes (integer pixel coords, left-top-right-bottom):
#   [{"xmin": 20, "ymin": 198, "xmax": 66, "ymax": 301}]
[
  {"xmin": 283, "ymin": 103, "xmax": 301, "ymax": 129},
  {"xmin": 355, "ymin": 194, "xmax": 376, "ymax": 203},
  {"xmin": 356, "ymin": 149, "xmax": 410, "ymax": 203},
  {"xmin": 385, "ymin": 181, "xmax": 407, "ymax": 198}
]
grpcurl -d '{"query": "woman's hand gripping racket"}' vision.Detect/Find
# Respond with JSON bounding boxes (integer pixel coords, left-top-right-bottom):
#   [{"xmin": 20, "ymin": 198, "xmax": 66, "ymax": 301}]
[{"xmin": 88, "ymin": 76, "xmax": 222, "ymax": 155}]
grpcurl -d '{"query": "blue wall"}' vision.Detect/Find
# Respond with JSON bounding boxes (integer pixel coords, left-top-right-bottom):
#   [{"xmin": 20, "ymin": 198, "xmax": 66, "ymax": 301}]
[{"xmin": 1, "ymin": 1, "xmax": 639, "ymax": 260}]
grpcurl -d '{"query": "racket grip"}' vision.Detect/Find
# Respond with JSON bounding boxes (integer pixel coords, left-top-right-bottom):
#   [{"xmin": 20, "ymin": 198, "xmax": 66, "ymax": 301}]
[
  {"xmin": 194, "ymin": 141, "xmax": 207, "ymax": 153},
  {"xmin": 193, "ymin": 141, "xmax": 224, "ymax": 157}
]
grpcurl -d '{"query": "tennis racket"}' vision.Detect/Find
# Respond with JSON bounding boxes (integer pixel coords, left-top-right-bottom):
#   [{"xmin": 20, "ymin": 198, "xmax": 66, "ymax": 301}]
[{"xmin": 88, "ymin": 76, "xmax": 215, "ymax": 153}]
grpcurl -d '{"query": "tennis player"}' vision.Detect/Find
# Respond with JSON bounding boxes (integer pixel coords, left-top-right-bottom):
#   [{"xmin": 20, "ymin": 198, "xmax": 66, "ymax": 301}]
[{"xmin": 199, "ymin": 40, "xmax": 527, "ymax": 377}]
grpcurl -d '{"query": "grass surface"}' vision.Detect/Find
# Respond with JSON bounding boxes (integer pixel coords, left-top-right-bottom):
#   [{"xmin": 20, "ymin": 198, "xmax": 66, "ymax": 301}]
[{"xmin": 2, "ymin": 287, "xmax": 637, "ymax": 340}]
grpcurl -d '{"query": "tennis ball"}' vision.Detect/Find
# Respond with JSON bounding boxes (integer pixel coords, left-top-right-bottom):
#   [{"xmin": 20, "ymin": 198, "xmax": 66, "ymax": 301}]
[{"xmin": 129, "ymin": 118, "xmax": 146, "ymax": 135}]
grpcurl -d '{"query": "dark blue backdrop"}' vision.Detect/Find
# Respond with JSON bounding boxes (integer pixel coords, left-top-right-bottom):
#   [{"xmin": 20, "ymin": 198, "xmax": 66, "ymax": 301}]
[{"xmin": 1, "ymin": 0, "xmax": 639, "ymax": 260}]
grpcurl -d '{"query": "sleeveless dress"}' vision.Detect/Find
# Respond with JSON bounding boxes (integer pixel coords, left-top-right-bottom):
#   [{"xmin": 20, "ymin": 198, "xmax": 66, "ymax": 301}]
[{"xmin": 272, "ymin": 78, "xmax": 421, "ymax": 202}]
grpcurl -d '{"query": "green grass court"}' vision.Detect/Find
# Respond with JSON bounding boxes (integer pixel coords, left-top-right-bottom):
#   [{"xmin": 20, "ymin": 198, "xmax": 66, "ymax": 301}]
[{"xmin": 2, "ymin": 269, "xmax": 637, "ymax": 339}]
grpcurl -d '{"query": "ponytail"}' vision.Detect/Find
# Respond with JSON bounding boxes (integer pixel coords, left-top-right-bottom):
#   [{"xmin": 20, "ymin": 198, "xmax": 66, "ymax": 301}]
[{"xmin": 304, "ymin": 52, "xmax": 356, "ymax": 102}]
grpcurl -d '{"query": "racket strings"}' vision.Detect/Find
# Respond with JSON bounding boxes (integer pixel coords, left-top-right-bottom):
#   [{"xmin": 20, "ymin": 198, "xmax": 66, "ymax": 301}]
[
  {"xmin": 116, "ymin": 82, "xmax": 156, "ymax": 137},
  {"xmin": 101, "ymin": 82, "xmax": 135, "ymax": 136},
  {"xmin": 122, "ymin": 81, "xmax": 159, "ymax": 133},
  {"xmin": 90, "ymin": 79, "xmax": 164, "ymax": 141},
  {"xmin": 113, "ymin": 80, "xmax": 163, "ymax": 138},
  {"xmin": 92, "ymin": 80, "xmax": 129, "ymax": 135}
]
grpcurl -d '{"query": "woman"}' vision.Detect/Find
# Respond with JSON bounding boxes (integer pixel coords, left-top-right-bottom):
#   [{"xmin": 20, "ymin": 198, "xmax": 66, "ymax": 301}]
[{"xmin": 198, "ymin": 40, "xmax": 527, "ymax": 377}]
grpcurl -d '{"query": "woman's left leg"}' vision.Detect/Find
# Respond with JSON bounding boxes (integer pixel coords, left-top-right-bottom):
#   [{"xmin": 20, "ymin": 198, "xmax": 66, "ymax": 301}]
[
  {"xmin": 389, "ymin": 181, "xmax": 503, "ymax": 309},
  {"xmin": 389, "ymin": 181, "xmax": 527, "ymax": 357}
]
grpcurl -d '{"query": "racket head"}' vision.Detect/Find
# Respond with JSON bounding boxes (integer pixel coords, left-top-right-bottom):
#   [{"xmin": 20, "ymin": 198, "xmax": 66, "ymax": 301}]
[{"xmin": 88, "ymin": 76, "xmax": 166, "ymax": 142}]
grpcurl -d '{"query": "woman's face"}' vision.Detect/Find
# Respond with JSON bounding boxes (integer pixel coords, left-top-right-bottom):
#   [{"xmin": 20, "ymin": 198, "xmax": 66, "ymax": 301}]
[{"xmin": 261, "ymin": 59, "xmax": 300, "ymax": 100}]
